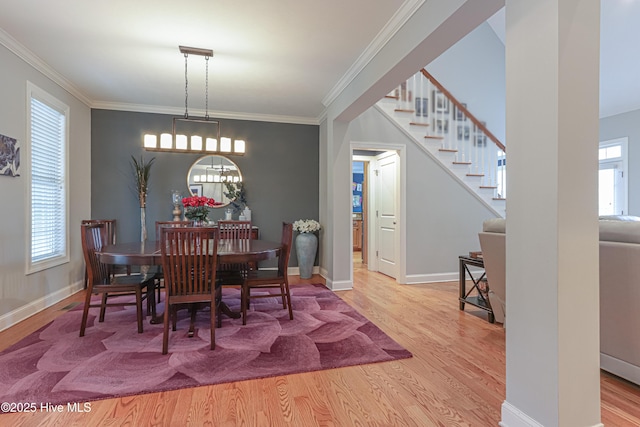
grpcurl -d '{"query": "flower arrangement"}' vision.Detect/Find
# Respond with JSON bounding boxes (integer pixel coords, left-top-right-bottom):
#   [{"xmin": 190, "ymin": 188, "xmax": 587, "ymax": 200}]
[
  {"xmin": 182, "ymin": 196, "xmax": 219, "ymax": 223},
  {"xmin": 293, "ymin": 219, "xmax": 321, "ymax": 234}
]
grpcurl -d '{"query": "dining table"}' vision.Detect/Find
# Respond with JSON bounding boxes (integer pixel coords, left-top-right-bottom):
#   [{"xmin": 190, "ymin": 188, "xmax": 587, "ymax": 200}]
[{"xmin": 96, "ymin": 238, "xmax": 283, "ymax": 323}]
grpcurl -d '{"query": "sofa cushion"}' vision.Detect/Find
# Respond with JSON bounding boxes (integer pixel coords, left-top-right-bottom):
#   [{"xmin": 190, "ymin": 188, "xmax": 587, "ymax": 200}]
[
  {"xmin": 599, "ymin": 215, "xmax": 640, "ymax": 222},
  {"xmin": 482, "ymin": 218, "xmax": 505, "ymax": 233},
  {"xmin": 600, "ymin": 220, "xmax": 640, "ymax": 244}
]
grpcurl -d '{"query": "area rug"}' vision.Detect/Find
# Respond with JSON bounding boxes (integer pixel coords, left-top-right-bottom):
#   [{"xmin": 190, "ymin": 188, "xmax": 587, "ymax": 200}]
[{"xmin": 0, "ymin": 284, "xmax": 411, "ymax": 407}]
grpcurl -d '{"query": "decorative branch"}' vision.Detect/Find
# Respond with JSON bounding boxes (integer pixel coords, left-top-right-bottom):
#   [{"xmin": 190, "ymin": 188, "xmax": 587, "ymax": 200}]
[{"xmin": 131, "ymin": 155, "xmax": 155, "ymax": 207}]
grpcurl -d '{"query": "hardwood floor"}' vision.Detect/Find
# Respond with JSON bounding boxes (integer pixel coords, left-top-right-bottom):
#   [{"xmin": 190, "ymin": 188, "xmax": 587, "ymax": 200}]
[{"xmin": 1, "ymin": 268, "xmax": 640, "ymax": 426}]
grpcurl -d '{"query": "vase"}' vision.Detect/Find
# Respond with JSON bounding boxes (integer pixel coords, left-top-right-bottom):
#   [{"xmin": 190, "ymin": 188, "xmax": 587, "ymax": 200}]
[
  {"xmin": 295, "ymin": 233, "xmax": 317, "ymax": 279},
  {"xmin": 140, "ymin": 206, "xmax": 147, "ymax": 242},
  {"xmin": 193, "ymin": 219, "xmax": 207, "ymax": 227}
]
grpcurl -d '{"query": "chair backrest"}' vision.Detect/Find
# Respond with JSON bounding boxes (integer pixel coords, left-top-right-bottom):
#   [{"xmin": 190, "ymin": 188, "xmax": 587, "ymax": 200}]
[
  {"xmin": 155, "ymin": 220, "xmax": 194, "ymax": 240},
  {"xmin": 81, "ymin": 222, "xmax": 111, "ymax": 286},
  {"xmin": 81, "ymin": 219, "xmax": 116, "ymax": 245},
  {"xmin": 217, "ymin": 220, "xmax": 252, "ymax": 241},
  {"xmin": 278, "ymin": 222, "xmax": 294, "ymax": 275},
  {"xmin": 160, "ymin": 227, "xmax": 219, "ymax": 297},
  {"xmin": 478, "ymin": 230, "xmax": 505, "ymax": 324}
]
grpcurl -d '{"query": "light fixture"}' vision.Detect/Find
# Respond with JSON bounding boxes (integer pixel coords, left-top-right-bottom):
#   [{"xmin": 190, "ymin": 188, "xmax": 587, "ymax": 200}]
[{"xmin": 143, "ymin": 46, "xmax": 246, "ymax": 155}]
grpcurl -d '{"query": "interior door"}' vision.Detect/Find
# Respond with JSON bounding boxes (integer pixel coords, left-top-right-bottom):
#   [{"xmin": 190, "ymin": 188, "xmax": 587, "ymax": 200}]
[
  {"xmin": 376, "ymin": 152, "xmax": 398, "ymax": 278},
  {"xmin": 599, "ymin": 160, "xmax": 625, "ymax": 215}
]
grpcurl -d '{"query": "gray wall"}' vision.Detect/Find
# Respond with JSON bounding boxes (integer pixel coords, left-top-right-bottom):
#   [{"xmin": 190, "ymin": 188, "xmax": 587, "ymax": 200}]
[
  {"xmin": 600, "ymin": 108, "xmax": 640, "ymax": 215},
  {"xmin": 91, "ymin": 110, "xmax": 319, "ymax": 267}
]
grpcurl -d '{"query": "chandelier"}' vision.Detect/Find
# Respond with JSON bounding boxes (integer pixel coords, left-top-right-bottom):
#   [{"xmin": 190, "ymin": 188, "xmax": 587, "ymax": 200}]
[{"xmin": 143, "ymin": 46, "xmax": 245, "ymax": 155}]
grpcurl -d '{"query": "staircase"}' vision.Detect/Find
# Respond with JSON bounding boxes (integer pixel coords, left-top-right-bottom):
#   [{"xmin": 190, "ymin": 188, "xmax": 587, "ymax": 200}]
[{"xmin": 376, "ymin": 69, "xmax": 506, "ymax": 218}]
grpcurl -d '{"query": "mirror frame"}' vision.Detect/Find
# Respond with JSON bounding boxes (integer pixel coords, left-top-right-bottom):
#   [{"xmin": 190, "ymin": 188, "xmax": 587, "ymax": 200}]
[{"xmin": 186, "ymin": 155, "xmax": 243, "ymax": 208}]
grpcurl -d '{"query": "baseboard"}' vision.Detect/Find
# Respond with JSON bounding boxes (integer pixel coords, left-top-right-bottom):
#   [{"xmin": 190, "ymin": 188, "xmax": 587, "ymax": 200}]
[
  {"xmin": 601, "ymin": 353, "xmax": 640, "ymax": 386},
  {"xmin": 404, "ymin": 272, "xmax": 458, "ymax": 284},
  {"xmin": 327, "ymin": 280, "xmax": 353, "ymax": 291},
  {"xmin": 500, "ymin": 401, "xmax": 544, "ymax": 427},
  {"xmin": 0, "ymin": 280, "xmax": 84, "ymax": 332}
]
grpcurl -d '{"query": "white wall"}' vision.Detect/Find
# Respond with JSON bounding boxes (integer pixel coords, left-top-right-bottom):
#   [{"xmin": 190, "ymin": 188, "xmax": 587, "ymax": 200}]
[
  {"xmin": 346, "ymin": 107, "xmax": 496, "ymax": 280},
  {"xmin": 428, "ymin": 22, "xmax": 506, "ymax": 143},
  {"xmin": 0, "ymin": 42, "xmax": 91, "ymax": 330},
  {"xmin": 600, "ymin": 108, "xmax": 640, "ymax": 215}
]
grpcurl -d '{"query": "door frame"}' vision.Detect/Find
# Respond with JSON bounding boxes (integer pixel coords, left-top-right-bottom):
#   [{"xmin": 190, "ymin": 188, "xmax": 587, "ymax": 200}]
[{"xmin": 350, "ymin": 141, "xmax": 407, "ymax": 284}]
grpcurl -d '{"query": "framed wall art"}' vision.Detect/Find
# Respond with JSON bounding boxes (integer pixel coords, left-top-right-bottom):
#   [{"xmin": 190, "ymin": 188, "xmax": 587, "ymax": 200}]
[
  {"xmin": 433, "ymin": 90, "xmax": 449, "ymax": 114},
  {"xmin": 0, "ymin": 133, "xmax": 20, "ymax": 177}
]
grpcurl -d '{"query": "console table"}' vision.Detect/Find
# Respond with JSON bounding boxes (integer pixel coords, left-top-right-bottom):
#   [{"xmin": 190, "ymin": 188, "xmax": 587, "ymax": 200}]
[{"xmin": 459, "ymin": 255, "xmax": 494, "ymax": 323}]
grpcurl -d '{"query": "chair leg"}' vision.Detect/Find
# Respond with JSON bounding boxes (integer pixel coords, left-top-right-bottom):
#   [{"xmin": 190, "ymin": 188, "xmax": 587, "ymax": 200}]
[
  {"xmin": 279, "ymin": 283, "xmax": 287, "ymax": 308},
  {"xmin": 146, "ymin": 282, "xmax": 156, "ymax": 318},
  {"xmin": 136, "ymin": 287, "xmax": 144, "ymax": 333},
  {"xmin": 284, "ymin": 282, "xmax": 293, "ymax": 320},
  {"xmin": 241, "ymin": 283, "xmax": 248, "ymax": 325},
  {"xmin": 210, "ymin": 297, "xmax": 216, "ymax": 350},
  {"xmin": 162, "ymin": 303, "xmax": 170, "ymax": 355},
  {"xmin": 99, "ymin": 293, "xmax": 108, "ymax": 322},
  {"xmin": 172, "ymin": 306, "xmax": 178, "ymax": 331},
  {"xmin": 79, "ymin": 286, "xmax": 93, "ymax": 337}
]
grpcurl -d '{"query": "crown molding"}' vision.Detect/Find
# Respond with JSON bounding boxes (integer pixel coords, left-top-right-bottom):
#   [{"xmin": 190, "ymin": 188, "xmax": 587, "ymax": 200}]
[
  {"xmin": 0, "ymin": 27, "xmax": 92, "ymax": 107},
  {"xmin": 91, "ymin": 101, "xmax": 320, "ymax": 126},
  {"xmin": 321, "ymin": 0, "xmax": 425, "ymax": 107}
]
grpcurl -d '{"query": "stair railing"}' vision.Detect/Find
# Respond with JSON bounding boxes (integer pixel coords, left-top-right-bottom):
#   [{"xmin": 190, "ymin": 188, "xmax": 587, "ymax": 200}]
[{"xmin": 390, "ymin": 69, "xmax": 506, "ymax": 199}]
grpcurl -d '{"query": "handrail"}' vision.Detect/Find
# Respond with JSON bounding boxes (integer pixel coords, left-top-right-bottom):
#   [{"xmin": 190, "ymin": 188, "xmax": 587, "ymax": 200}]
[{"xmin": 421, "ymin": 69, "xmax": 505, "ymax": 152}]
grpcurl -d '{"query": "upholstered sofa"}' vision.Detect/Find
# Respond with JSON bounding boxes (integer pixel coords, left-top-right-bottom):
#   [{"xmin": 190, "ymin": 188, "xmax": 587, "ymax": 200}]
[{"xmin": 478, "ymin": 215, "xmax": 640, "ymax": 385}]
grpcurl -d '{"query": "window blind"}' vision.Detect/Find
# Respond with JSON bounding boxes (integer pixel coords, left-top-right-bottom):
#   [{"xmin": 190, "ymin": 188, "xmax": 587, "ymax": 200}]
[{"xmin": 30, "ymin": 97, "xmax": 66, "ymax": 264}]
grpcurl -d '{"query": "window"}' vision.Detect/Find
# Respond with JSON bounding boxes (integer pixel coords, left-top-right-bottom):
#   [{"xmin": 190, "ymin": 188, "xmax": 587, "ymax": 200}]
[
  {"xmin": 598, "ymin": 138, "xmax": 628, "ymax": 216},
  {"xmin": 26, "ymin": 82, "xmax": 69, "ymax": 273}
]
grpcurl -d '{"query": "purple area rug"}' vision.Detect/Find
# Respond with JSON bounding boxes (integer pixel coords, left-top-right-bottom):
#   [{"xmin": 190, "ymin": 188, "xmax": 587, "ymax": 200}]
[{"xmin": 0, "ymin": 284, "xmax": 411, "ymax": 407}]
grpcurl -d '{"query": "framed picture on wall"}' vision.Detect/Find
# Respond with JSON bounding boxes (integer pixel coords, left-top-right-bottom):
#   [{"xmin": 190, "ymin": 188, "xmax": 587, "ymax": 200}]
[
  {"xmin": 457, "ymin": 125, "xmax": 470, "ymax": 140},
  {"xmin": 433, "ymin": 90, "xmax": 449, "ymax": 113},
  {"xmin": 415, "ymin": 97, "xmax": 428, "ymax": 117},
  {"xmin": 435, "ymin": 118, "xmax": 449, "ymax": 134},
  {"xmin": 454, "ymin": 103, "xmax": 467, "ymax": 121},
  {"xmin": 189, "ymin": 184, "xmax": 203, "ymax": 196}
]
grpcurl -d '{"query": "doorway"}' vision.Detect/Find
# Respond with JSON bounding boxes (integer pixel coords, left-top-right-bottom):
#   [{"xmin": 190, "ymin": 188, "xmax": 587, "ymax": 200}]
[{"xmin": 351, "ymin": 144, "xmax": 405, "ymax": 283}]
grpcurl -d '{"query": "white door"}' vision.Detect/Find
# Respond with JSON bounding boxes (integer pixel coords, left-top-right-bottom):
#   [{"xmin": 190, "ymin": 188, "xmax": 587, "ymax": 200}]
[
  {"xmin": 376, "ymin": 152, "xmax": 399, "ymax": 278},
  {"xmin": 599, "ymin": 160, "xmax": 625, "ymax": 215}
]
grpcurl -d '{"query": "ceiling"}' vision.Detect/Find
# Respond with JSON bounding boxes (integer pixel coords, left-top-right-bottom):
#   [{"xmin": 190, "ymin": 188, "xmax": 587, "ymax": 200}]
[{"xmin": 0, "ymin": 1, "xmax": 638, "ymax": 124}]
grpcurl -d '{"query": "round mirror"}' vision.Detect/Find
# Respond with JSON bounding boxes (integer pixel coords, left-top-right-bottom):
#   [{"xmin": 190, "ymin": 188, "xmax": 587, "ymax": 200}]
[{"xmin": 187, "ymin": 155, "xmax": 242, "ymax": 207}]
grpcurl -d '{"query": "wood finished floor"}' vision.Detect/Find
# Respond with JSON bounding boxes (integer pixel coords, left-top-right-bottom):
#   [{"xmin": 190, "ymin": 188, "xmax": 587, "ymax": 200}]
[{"xmin": 1, "ymin": 264, "xmax": 640, "ymax": 426}]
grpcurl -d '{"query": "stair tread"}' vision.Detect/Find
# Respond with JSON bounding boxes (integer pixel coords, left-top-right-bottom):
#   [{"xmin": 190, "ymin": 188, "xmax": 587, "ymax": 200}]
[
  {"xmin": 479, "ymin": 185, "xmax": 497, "ymax": 189},
  {"xmin": 452, "ymin": 161, "xmax": 472, "ymax": 165},
  {"xmin": 439, "ymin": 148, "xmax": 458, "ymax": 153},
  {"xmin": 384, "ymin": 95, "xmax": 399, "ymax": 100},
  {"xmin": 466, "ymin": 173, "xmax": 485, "ymax": 177},
  {"xmin": 394, "ymin": 109, "xmax": 415, "ymax": 113},
  {"xmin": 409, "ymin": 122, "xmax": 429, "ymax": 127},
  {"xmin": 493, "ymin": 197, "xmax": 506, "ymax": 201},
  {"xmin": 425, "ymin": 135, "xmax": 444, "ymax": 140}
]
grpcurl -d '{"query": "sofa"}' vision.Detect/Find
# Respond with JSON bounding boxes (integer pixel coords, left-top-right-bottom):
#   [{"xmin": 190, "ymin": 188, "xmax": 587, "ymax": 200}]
[{"xmin": 478, "ymin": 215, "xmax": 640, "ymax": 386}]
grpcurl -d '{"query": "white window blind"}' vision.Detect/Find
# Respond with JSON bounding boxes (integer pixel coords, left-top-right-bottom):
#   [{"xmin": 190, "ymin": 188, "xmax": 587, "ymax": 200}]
[{"xmin": 29, "ymin": 89, "xmax": 68, "ymax": 271}]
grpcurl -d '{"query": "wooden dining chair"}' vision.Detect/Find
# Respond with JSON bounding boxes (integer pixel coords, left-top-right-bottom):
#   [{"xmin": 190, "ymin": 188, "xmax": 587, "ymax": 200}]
[
  {"xmin": 160, "ymin": 226, "xmax": 221, "ymax": 354},
  {"xmin": 241, "ymin": 222, "xmax": 293, "ymax": 325},
  {"xmin": 81, "ymin": 219, "xmax": 129, "ymax": 288},
  {"xmin": 79, "ymin": 222, "xmax": 156, "ymax": 337},
  {"xmin": 154, "ymin": 220, "xmax": 194, "ymax": 301},
  {"xmin": 217, "ymin": 220, "xmax": 253, "ymax": 286}
]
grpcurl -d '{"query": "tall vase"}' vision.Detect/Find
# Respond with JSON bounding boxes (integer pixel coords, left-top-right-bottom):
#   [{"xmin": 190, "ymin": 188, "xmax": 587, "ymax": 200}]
[
  {"xmin": 140, "ymin": 206, "xmax": 147, "ymax": 242},
  {"xmin": 295, "ymin": 233, "xmax": 317, "ymax": 279}
]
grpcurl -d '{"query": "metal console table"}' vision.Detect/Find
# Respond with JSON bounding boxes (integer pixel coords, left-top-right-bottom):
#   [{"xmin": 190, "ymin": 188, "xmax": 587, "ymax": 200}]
[{"xmin": 459, "ymin": 255, "xmax": 494, "ymax": 323}]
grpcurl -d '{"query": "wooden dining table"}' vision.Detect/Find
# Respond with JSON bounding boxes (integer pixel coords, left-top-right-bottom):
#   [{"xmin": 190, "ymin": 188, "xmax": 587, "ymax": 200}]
[{"xmin": 96, "ymin": 239, "xmax": 283, "ymax": 322}]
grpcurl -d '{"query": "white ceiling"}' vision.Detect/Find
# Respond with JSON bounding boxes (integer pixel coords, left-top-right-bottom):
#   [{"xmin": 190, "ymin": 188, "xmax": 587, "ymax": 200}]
[{"xmin": 0, "ymin": 1, "xmax": 638, "ymax": 124}]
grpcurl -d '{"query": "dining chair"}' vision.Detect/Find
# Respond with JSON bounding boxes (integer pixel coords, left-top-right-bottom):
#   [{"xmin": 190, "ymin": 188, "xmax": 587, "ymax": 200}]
[
  {"xmin": 241, "ymin": 222, "xmax": 293, "ymax": 325},
  {"xmin": 154, "ymin": 220, "xmax": 194, "ymax": 302},
  {"xmin": 217, "ymin": 220, "xmax": 253, "ymax": 286},
  {"xmin": 79, "ymin": 222, "xmax": 156, "ymax": 337},
  {"xmin": 81, "ymin": 219, "xmax": 129, "ymax": 288},
  {"xmin": 160, "ymin": 226, "xmax": 221, "ymax": 354}
]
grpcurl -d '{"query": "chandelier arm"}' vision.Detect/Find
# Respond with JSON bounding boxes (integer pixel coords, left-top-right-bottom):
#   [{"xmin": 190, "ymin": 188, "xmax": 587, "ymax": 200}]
[
  {"xmin": 184, "ymin": 53, "xmax": 189, "ymax": 119},
  {"xmin": 205, "ymin": 56, "xmax": 210, "ymax": 120}
]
